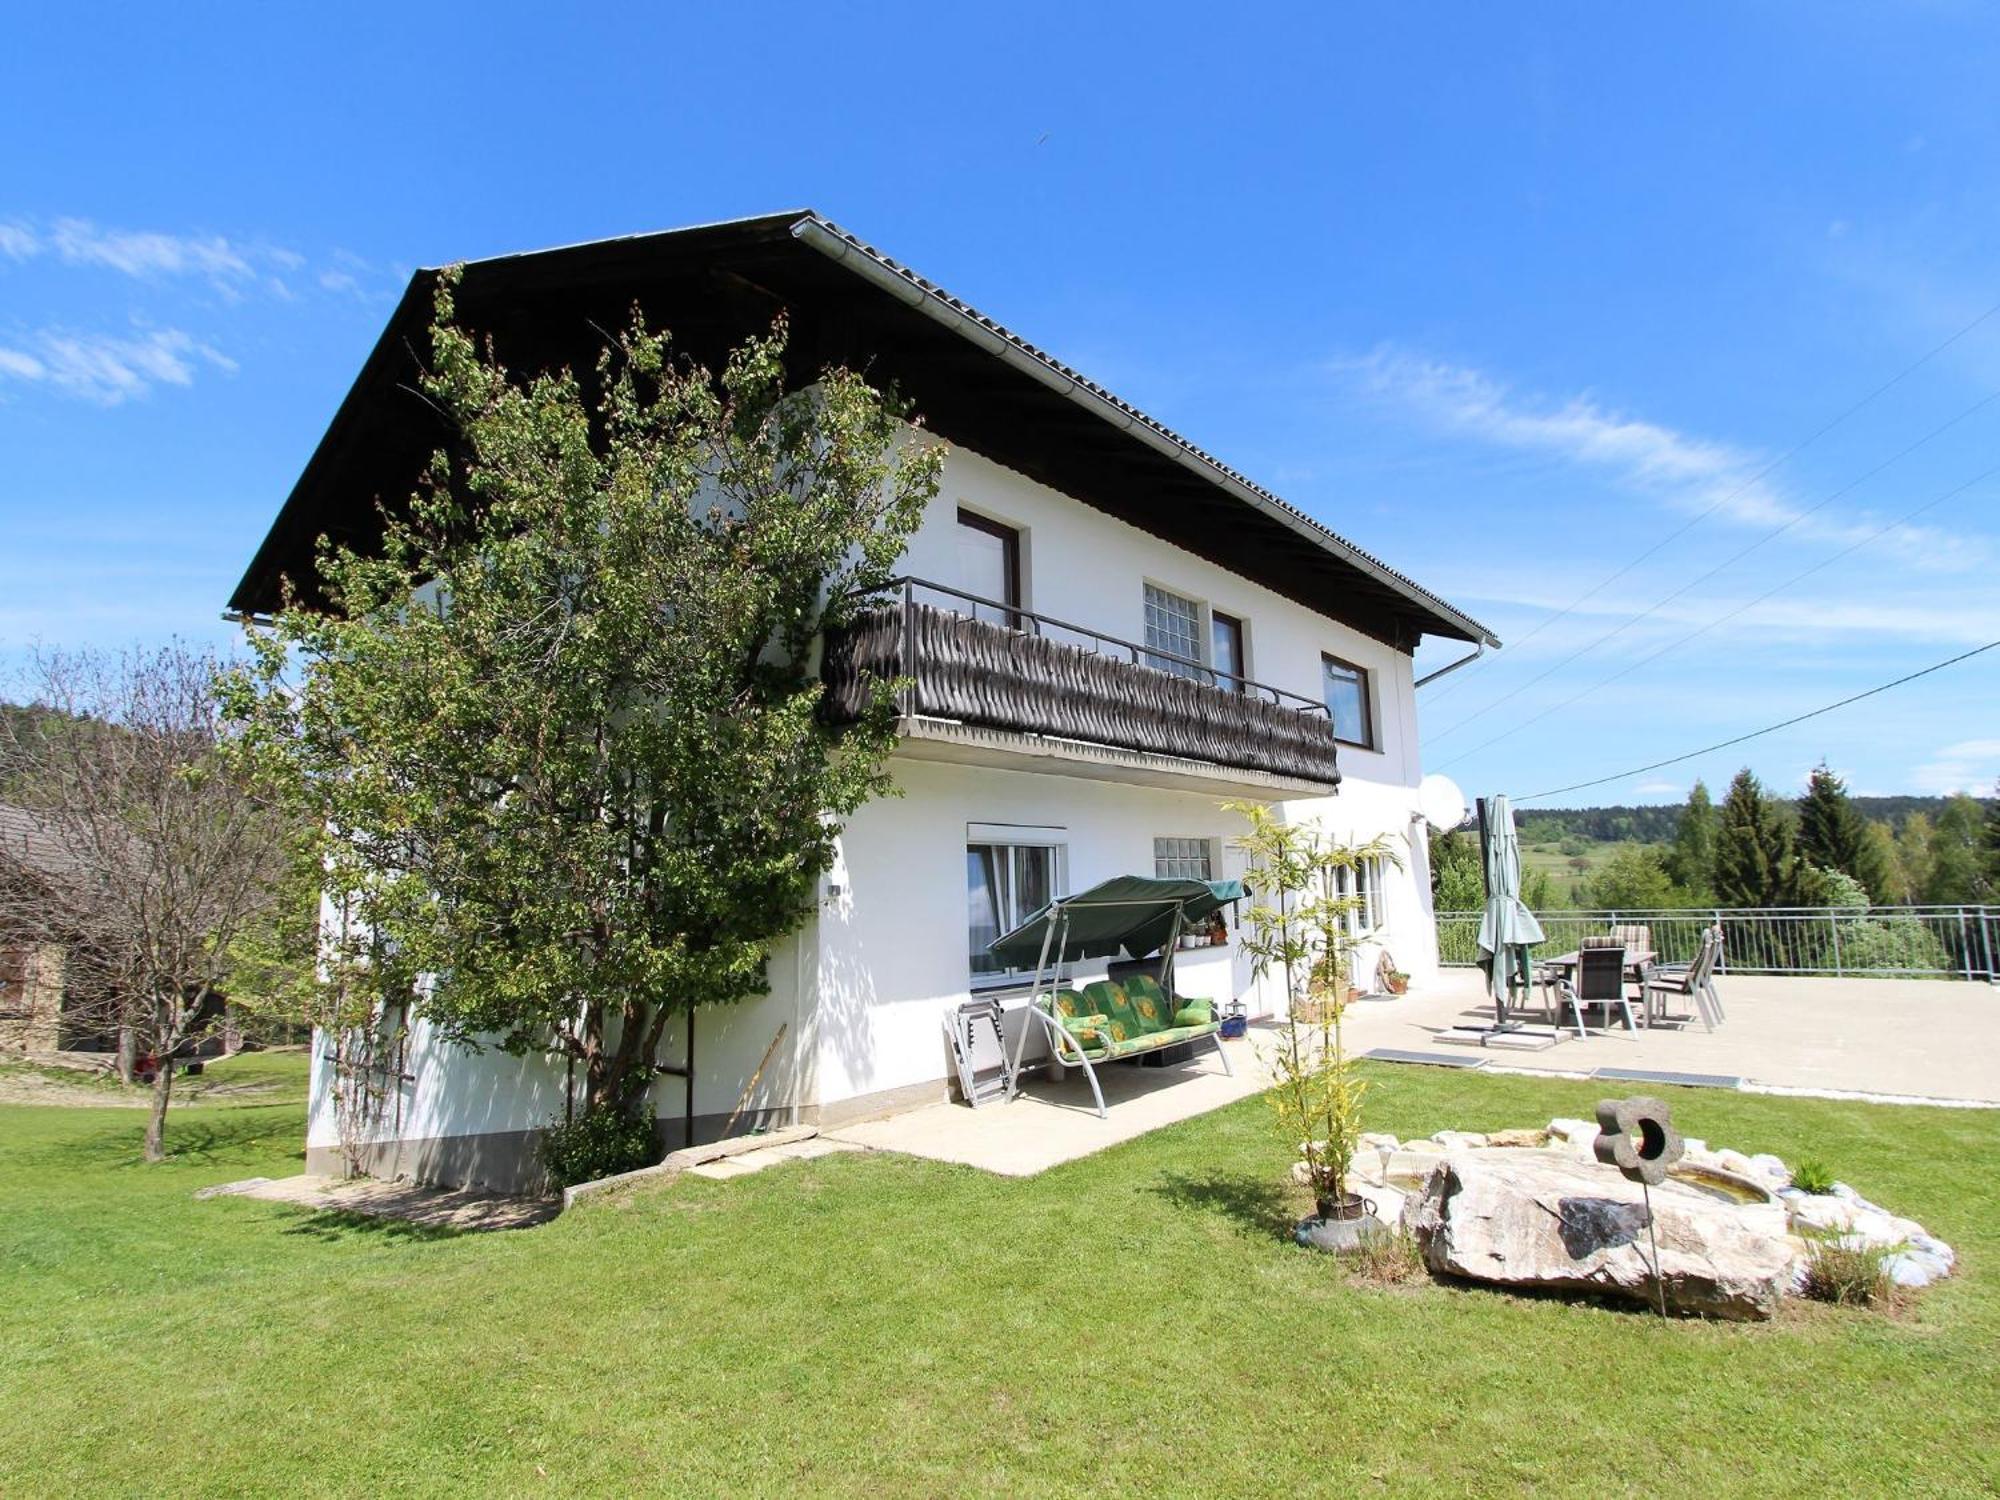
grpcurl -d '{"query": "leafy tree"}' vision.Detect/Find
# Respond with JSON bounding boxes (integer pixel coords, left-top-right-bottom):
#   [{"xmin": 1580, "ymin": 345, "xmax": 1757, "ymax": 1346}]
[
  {"xmin": 1578, "ymin": 845, "xmax": 1689, "ymax": 910},
  {"xmin": 1797, "ymin": 762, "xmax": 1889, "ymax": 900},
  {"xmin": 1427, "ymin": 826, "xmax": 1484, "ymax": 910},
  {"xmin": 1926, "ymin": 795, "xmax": 1993, "ymax": 904},
  {"xmin": 1892, "ymin": 813, "xmax": 1936, "ymax": 906},
  {"xmin": 1985, "ymin": 780, "xmax": 2000, "ymax": 892},
  {"xmin": 229, "ymin": 276, "xmax": 943, "ymax": 1145},
  {"xmin": 1712, "ymin": 769, "xmax": 1793, "ymax": 907},
  {"xmin": 1663, "ymin": 779, "xmax": 1717, "ymax": 899},
  {"xmin": 0, "ymin": 646, "xmax": 289, "ymax": 1160}
]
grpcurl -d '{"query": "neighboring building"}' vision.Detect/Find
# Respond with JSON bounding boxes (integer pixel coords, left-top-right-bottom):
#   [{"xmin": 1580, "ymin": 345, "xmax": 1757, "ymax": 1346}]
[
  {"xmin": 0, "ymin": 804, "xmax": 83, "ymax": 1054},
  {"xmin": 228, "ymin": 212, "xmax": 1498, "ymax": 1192}
]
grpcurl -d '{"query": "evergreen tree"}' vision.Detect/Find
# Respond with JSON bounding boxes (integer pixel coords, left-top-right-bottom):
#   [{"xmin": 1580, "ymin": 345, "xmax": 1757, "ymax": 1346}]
[
  {"xmin": 1663, "ymin": 779, "xmax": 1717, "ymax": 898},
  {"xmin": 1796, "ymin": 762, "xmax": 1889, "ymax": 900},
  {"xmin": 1713, "ymin": 769, "xmax": 1792, "ymax": 906}
]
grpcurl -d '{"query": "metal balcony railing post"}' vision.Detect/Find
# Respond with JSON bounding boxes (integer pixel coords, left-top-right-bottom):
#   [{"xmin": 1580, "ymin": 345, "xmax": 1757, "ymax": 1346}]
[
  {"xmin": 900, "ymin": 578, "xmax": 917, "ymax": 718},
  {"xmin": 1828, "ymin": 908, "xmax": 1842, "ymax": 977}
]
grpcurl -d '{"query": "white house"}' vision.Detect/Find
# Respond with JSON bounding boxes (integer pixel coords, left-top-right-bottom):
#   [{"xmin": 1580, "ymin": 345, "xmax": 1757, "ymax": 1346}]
[{"xmin": 228, "ymin": 212, "xmax": 1498, "ymax": 1193}]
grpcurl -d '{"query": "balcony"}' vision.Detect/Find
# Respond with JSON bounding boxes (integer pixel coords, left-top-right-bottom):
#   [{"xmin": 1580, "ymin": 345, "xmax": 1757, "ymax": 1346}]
[{"xmin": 821, "ymin": 579, "xmax": 1341, "ymax": 790}]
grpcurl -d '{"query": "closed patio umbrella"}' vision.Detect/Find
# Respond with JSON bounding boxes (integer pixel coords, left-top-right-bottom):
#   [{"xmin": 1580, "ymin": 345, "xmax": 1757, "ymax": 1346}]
[{"xmin": 1475, "ymin": 794, "xmax": 1545, "ymax": 1027}]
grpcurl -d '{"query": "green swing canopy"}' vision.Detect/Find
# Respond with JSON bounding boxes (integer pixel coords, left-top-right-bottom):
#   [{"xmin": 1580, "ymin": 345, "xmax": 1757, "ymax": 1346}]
[{"xmin": 987, "ymin": 873, "xmax": 1246, "ymax": 967}]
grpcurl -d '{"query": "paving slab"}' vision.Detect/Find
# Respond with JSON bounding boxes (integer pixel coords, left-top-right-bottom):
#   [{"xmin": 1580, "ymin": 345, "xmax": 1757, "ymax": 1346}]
[
  {"xmin": 201, "ymin": 1174, "xmax": 559, "ymax": 1230},
  {"xmin": 683, "ymin": 1136, "xmax": 865, "ymax": 1179}
]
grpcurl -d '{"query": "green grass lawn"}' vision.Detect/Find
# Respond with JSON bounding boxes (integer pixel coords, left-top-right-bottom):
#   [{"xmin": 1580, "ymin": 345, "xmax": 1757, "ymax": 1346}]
[{"xmin": 1, "ymin": 1055, "xmax": 1995, "ymax": 1497}]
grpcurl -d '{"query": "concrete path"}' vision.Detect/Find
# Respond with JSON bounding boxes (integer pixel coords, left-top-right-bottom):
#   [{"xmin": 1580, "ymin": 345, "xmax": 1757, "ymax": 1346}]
[
  {"xmin": 199, "ymin": 1173, "xmax": 560, "ymax": 1230},
  {"xmin": 683, "ymin": 1136, "xmax": 866, "ymax": 1179},
  {"xmin": 827, "ymin": 1037, "xmax": 1273, "ymax": 1176},
  {"xmin": 1349, "ymin": 968, "xmax": 2000, "ymax": 1106},
  {"xmin": 828, "ymin": 969, "xmax": 1999, "ymax": 1178}
]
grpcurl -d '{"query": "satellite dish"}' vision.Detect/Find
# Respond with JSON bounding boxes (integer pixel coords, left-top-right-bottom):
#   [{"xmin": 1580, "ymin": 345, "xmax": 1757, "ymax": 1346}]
[{"xmin": 1417, "ymin": 774, "xmax": 1469, "ymax": 832}]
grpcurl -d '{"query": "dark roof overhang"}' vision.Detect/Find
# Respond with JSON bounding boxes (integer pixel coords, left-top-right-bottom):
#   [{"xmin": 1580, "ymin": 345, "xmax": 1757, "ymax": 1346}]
[{"xmin": 227, "ymin": 211, "xmax": 1496, "ymax": 651}]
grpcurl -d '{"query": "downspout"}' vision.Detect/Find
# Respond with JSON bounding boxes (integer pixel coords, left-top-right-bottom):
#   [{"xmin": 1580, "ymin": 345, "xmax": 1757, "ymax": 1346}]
[{"xmin": 1414, "ymin": 641, "xmax": 1484, "ymax": 689}]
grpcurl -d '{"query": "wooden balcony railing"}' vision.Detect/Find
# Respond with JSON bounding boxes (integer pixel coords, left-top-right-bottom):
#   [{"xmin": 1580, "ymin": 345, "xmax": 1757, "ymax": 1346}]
[{"xmin": 821, "ymin": 579, "xmax": 1342, "ymax": 787}]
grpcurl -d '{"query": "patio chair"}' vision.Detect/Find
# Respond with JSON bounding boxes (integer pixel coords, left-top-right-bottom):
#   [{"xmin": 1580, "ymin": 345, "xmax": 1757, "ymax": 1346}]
[
  {"xmin": 1608, "ymin": 923, "xmax": 1651, "ymax": 954},
  {"xmin": 1640, "ymin": 928, "xmax": 1720, "ymax": 1032},
  {"xmin": 1646, "ymin": 925, "xmax": 1725, "ymax": 1028},
  {"xmin": 1557, "ymin": 944, "xmax": 1637, "ymax": 1039}
]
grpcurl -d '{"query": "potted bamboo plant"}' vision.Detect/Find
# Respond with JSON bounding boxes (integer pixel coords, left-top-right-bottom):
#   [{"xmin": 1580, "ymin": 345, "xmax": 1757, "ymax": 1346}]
[{"xmin": 1228, "ymin": 804, "xmax": 1401, "ymax": 1239}]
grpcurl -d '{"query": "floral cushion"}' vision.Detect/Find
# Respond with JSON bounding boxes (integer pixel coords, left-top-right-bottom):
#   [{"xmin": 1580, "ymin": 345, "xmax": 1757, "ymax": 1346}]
[
  {"xmin": 1048, "ymin": 989, "xmax": 1088, "ymax": 1020},
  {"xmin": 1082, "ymin": 980, "xmax": 1141, "ymax": 1043},
  {"xmin": 1172, "ymin": 998, "xmax": 1214, "ymax": 1028},
  {"xmin": 1120, "ymin": 975, "xmax": 1174, "ymax": 1033}
]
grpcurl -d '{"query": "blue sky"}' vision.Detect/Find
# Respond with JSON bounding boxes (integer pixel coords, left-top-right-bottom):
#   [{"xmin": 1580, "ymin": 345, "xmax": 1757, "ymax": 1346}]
[{"xmin": 2, "ymin": 3, "xmax": 1996, "ymax": 806}]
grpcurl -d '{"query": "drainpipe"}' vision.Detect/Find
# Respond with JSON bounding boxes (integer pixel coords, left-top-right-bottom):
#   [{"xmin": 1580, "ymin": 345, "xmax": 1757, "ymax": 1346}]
[{"xmin": 1415, "ymin": 641, "xmax": 1484, "ymax": 689}]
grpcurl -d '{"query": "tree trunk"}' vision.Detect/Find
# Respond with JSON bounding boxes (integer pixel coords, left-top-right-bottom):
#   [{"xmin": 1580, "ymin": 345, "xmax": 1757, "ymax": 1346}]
[
  {"xmin": 143, "ymin": 1052, "xmax": 174, "ymax": 1162},
  {"xmin": 116, "ymin": 1024, "xmax": 137, "ymax": 1085}
]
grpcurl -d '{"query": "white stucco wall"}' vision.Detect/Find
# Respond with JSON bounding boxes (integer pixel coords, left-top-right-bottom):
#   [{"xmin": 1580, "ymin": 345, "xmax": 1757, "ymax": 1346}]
[
  {"xmin": 313, "ymin": 436, "xmax": 1454, "ymax": 1166},
  {"xmin": 902, "ymin": 446, "xmax": 1424, "ymax": 787}
]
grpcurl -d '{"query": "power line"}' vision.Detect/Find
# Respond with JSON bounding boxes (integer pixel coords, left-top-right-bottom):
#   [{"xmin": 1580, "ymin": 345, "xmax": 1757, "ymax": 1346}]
[
  {"xmin": 1426, "ymin": 382, "xmax": 2000, "ymax": 745},
  {"xmin": 1514, "ymin": 638, "xmax": 2000, "ymax": 804},
  {"xmin": 1424, "ymin": 292, "xmax": 2000, "ymax": 707},
  {"xmin": 1436, "ymin": 457, "xmax": 2000, "ymax": 771}
]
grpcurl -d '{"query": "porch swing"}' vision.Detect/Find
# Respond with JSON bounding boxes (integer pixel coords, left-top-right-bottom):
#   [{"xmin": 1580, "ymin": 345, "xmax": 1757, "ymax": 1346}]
[{"xmin": 984, "ymin": 874, "xmax": 1244, "ymax": 1119}]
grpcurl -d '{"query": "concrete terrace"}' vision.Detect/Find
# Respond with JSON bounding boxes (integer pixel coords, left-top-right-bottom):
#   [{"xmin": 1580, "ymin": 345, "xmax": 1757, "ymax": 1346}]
[{"xmin": 828, "ymin": 968, "xmax": 2000, "ymax": 1177}]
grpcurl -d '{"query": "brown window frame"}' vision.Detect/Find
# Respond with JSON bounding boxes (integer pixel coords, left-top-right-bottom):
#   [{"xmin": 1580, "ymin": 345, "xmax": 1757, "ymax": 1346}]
[
  {"xmin": 955, "ymin": 507, "xmax": 1022, "ymax": 623},
  {"xmin": 1321, "ymin": 653, "xmax": 1375, "ymax": 749}
]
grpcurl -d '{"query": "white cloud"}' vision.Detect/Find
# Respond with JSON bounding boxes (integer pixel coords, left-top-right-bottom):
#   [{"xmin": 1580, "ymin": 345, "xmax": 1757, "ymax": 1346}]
[
  {"xmin": 1339, "ymin": 347, "xmax": 1969, "ymax": 562},
  {"xmin": 0, "ymin": 327, "xmax": 235, "ymax": 404},
  {"xmin": 47, "ymin": 217, "xmax": 254, "ymax": 280},
  {"xmin": 0, "ymin": 222, "xmax": 37, "ymax": 261},
  {"xmin": 1633, "ymin": 779, "xmax": 1681, "ymax": 796},
  {"xmin": 1911, "ymin": 739, "xmax": 2000, "ymax": 795}
]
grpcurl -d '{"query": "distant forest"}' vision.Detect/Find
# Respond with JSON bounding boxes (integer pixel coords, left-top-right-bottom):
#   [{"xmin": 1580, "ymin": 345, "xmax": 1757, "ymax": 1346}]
[{"xmin": 1514, "ymin": 796, "xmax": 1987, "ymax": 845}]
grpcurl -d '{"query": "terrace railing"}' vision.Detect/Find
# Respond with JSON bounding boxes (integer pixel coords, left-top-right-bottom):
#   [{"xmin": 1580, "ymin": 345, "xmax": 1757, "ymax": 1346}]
[
  {"xmin": 1435, "ymin": 905, "xmax": 2000, "ymax": 982},
  {"xmin": 820, "ymin": 577, "xmax": 1342, "ymax": 786}
]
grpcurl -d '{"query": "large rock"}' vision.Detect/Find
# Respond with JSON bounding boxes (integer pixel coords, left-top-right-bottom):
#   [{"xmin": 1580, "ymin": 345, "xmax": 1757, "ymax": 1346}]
[{"xmin": 1405, "ymin": 1148, "xmax": 1797, "ymax": 1320}]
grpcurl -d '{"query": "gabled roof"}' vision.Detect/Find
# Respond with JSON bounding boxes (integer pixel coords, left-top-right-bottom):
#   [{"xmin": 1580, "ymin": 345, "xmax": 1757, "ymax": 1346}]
[{"xmin": 229, "ymin": 211, "xmax": 1497, "ymax": 650}]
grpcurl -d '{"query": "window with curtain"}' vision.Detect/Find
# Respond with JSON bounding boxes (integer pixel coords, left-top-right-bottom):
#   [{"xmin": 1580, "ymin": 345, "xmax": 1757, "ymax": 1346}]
[
  {"xmin": 1330, "ymin": 858, "xmax": 1385, "ymax": 936},
  {"xmin": 967, "ymin": 834, "xmax": 1064, "ymax": 982},
  {"xmin": 1209, "ymin": 611, "xmax": 1246, "ymax": 692},
  {"xmin": 1321, "ymin": 654, "xmax": 1374, "ymax": 747},
  {"xmin": 1143, "ymin": 583, "xmax": 1205, "ymax": 680}
]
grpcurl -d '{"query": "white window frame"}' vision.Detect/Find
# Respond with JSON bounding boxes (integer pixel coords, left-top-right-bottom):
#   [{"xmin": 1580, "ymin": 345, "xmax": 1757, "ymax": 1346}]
[
  {"xmin": 966, "ymin": 823, "xmax": 1068, "ymax": 989},
  {"xmin": 1331, "ymin": 856, "xmax": 1386, "ymax": 937},
  {"xmin": 1142, "ymin": 581, "xmax": 1206, "ymax": 681}
]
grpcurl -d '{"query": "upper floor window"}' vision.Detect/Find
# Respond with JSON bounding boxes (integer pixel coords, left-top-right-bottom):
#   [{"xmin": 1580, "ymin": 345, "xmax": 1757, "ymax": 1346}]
[
  {"xmin": 1143, "ymin": 584, "xmax": 1205, "ymax": 680},
  {"xmin": 1322, "ymin": 654, "xmax": 1374, "ymax": 748},
  {"xmin": 1209, "ymin": 611, "xmax": 1246, "ymax": 694},
  {"xmin": 955, "ymin": 509, "xmax": 1021, "ymax": 629}
]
